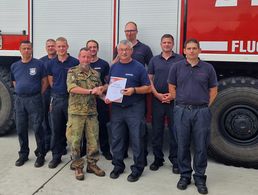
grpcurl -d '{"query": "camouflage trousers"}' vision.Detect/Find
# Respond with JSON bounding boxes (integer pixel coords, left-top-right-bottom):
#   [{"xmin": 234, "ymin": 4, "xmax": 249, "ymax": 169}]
[{"xmin": 66, "ymin": 114, "xmax": 99, "ymax": 164}]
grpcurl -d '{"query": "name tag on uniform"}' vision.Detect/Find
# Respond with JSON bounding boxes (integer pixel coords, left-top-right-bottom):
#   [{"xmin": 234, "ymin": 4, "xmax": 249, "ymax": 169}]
[
  {"xmin": 94, "ymin": 67, "xmax": 101, "ymax": 70},
  {"xmin": 125, "ymin": 73, "xmax": 134, "ymax": 77}
]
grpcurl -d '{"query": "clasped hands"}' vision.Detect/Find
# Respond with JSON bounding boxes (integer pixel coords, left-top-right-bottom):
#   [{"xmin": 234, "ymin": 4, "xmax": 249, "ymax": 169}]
[
  {"xmin": 89, "ymin": 86, "xmax": 104, "ymax": 96},
  {"xmin": 155, "ymin": 93, "xmax": 173, "ymax": 103}
]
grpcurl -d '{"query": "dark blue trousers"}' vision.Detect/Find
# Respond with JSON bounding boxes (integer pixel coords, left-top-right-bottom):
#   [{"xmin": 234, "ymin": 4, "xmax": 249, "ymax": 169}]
[
  {"xmin": 174, "ymin": 105, "xmax": 211, "ymax": 183},
  {"xmin": 110, "ymin": 100, "xmax": 145, "ymax": 175},
  {"xmin": 15, "ymin": 94, "xmax": 45, "ymax": 157},
  {"xmin": 42, "ymin": 88, "xmax": 51, "ymax": 150},
  {"xmin": 96, "ymin": 98, "xmax": 111, "ymax": 154},
  {"xmin": 152, "ymin": 97, "xmax": 178, "ymax": 165},
  {"xmin": 49, "ymin": 94, "xmax": 68, "ymax": 160}
]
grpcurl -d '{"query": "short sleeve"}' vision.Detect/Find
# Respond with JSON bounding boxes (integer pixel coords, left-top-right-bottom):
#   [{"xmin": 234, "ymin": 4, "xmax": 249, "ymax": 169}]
[
  {"xmin": 46, "ymin": 61, "xmax": 53, "ymax": 76},
  {"xmin": 208, "ymin": 65, "xmax": 218, "ymax": 88},
  {"xmin": 145, "ymin": 46, "xmax": 153, "ymax": 65},
  {"xmin": 103, "ymin": 61, "xmax": 110, "ymax": 84},
  {"xmin": 66, "ymin": 70, "xmax": 78, "ymax": 92},
  {"xmin": 140, "ymin": 66, "xmax": 151, "ymax": 86},
  {"xmin": 40, "ymin": 61, "xmax": 47, "ymax": 78},
  {"xmin": 148, "ymin": 57, "xmax": 155, "ymax": 75},
  {"xmin": 167, "ymin": 63, "xmax": 177, "ymax": 85}
]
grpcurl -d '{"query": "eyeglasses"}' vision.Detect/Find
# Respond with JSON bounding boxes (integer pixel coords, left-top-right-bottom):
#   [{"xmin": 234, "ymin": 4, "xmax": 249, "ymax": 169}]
[
  {"xmin": 118, "ymin": 48, "xmax": 132, "ymax": 52},
  {"xmin": 124, "ymin": 30, "xmax": 137, "ymax": 33}
]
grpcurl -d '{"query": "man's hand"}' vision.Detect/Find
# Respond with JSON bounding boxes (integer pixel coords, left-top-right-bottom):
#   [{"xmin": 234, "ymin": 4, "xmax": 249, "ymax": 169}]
[
  {"xmin": 161, "ymin": 93, "xmax": 173, "ymax": 103},
  {"xmin": 92, "ymin": 86, "xmax": 103, "ymax": 96},
  {"xmin": 122, "ymin": 87, "xmax": 134, "ymax": 96},
  {"xmin": 98, "ymin": 86, "xmax": 104, "ymax": 94},
  {"xmin": 155, "ymin": 92, "xmax": 166, "ymax": 102},
  {"xmin": 104, "ymin": 98, "xmax": 111, "ymax": 104},
  {"xmin": 154, "ymin": 92, "xmax": 172, "ymax": 103}
]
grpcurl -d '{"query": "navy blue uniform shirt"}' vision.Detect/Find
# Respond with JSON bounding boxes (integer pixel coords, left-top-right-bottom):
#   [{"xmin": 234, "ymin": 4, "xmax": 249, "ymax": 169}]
[
  {"xmin": 40, "ymin": 55, "xmax": 52, "ymax": 69},
  {"xmin": 40, "ymin": 55, "xmax": 55, "ymax": 91},
  {"xmin": 109, "ymin": 59, "xmax": 150, "ymax": 107},
  {"xmin": 90, "ymin": 58, "xmax": 110, "ymax": 84},
  {"xmin": 113, "ymin": 40, "xmax": 153, "ymax": 66},
  {"xmin": 47, "ymin": 55, "xmax": 79, "ymax": 95},
  {"xmin": 168, "ymin": 59, "xmax": 218, "ymax": 105},
  {"xmin": 11, "ymin": 58, "xmax": 47, "ymax": 95},
  {"xmin": 148, "ymin": 53, "xmax": 184, "ymax": 93}
]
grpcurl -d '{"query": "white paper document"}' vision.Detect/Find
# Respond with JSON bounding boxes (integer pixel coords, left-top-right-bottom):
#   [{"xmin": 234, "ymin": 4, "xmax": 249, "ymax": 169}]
[{"xmin": 106, "ymin": 77, "xmax": 127, "ymax": 103}]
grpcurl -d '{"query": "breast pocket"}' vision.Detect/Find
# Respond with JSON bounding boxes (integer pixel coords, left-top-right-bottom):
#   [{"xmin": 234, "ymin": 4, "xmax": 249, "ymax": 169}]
[{"xmin": 195, "ymin": 72, "xmax": 208, "ymax": 84}]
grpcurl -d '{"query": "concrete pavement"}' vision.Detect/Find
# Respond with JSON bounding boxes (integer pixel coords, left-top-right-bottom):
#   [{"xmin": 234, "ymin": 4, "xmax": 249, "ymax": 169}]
[{"xmin": 0, "ymin": 131, "xmax": 257, "ymax": 195}]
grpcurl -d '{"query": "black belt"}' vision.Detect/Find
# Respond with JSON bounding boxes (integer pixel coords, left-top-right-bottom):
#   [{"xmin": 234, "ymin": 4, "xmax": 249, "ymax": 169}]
[
  {"xmin": 17, "ymin": 92, "xmax": 40, "ymax": 97},
  {"xmin": 176, "ymin": 104, "xmax": 208, "ymax": 110},
  {"xmin": 113, "ymin": 100, "xmax": 142, "ymax": 108}
]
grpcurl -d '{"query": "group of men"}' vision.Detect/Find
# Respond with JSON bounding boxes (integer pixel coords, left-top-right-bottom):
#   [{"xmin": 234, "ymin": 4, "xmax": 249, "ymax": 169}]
[{"xmin": 11, "ymin": 21, "xmax": 218, "ymax": 194}]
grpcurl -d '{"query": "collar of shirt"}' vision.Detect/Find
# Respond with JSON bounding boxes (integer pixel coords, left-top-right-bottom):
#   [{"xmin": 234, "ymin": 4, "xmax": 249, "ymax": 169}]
[
  {"xmin": 185, "ymin": 59, "xmax": 202, "ymax": 68},
  {"xmin": 159, "ymin": 52, "xmax": 176, "ymax": 61},
  {"xmin": 133, "ymin": 40, "xmax": 142, "ymax": 48},
  {"xmin": 54, "ymin": 54, "xmax": 71, "ymax": 64}
]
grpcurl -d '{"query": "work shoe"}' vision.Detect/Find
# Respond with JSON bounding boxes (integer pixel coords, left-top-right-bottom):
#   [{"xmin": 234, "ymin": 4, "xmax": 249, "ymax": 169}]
[
  {"xmin": 75, "ymin": 167, "xmax": 84, "ymax": 180},
  {"xmin": 127, "ymin": 172, "xmax": 141, "ymax": 182},
  {"xmin": 177, "ymin": 177, "xmax": 191, "ymax": 190},
  {"xmin": 149, "ymin": 159, "xmax": 163, "ymax": 171},
  {"xmin": 110, "ymin": 169, "xmax": 123, "ymax": 179},
  {"xmin": 15, "ymin": 156, "xmax": 28, "ymax": 167},
  {"xmin": 70, "ymin": 161, "xmax": 76, "ymax": 170},
  {"xmin": 87, "ymin": 164, "xmax": 105, "ymax": 177},
  {"xmin": 34, "ymin": 155, "xmax": 45, "ymax": 168},
  {"xmin": 172, "ymin": 165, "xmax": 180, "ymax": 174},
  {"xmin": 103, "ymin": 152, "xmax": 113, "ymax": 160},
  {"xmin": 48, "ymin": 158, "xmax": 61, "ymax": 169},
  {"xmin": 70, "ymin": 158, "xmax": 84, "ymax": 170},
  {"xmin": 195, "ymin": 183, "xmax": 208, "ymax": 194}
]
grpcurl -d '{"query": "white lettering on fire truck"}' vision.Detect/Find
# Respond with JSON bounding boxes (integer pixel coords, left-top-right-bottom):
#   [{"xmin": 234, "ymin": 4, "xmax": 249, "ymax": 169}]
[
  {"xmin": 232, "ymin": 40, "xmax": 258, "ymax": 53},
  {"xmin": 215, "ymin": 0, "xmax": 258, "ymax": 7}
]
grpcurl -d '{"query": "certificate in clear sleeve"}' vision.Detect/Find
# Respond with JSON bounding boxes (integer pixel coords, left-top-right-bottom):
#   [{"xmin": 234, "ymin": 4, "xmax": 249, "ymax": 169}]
[{"xmin": 106, "ymin": 77, "xmax": 127, "ymax": 103}]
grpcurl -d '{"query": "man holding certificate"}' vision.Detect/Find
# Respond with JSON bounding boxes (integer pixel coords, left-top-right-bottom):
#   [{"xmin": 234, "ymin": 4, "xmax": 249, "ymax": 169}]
[{"xmin": 105, "ymin": 40, "xmax": 151, "ymax": 182}]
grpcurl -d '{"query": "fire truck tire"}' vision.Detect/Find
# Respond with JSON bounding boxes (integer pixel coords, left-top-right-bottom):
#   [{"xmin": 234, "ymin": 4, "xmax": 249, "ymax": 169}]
[
  {"xmin": 0, "ymin": 68, "xmax": 15, "ymax": 135},
  {"xmin": 209, "ymin": 77, "xmax": 258, "ymax": 168}
]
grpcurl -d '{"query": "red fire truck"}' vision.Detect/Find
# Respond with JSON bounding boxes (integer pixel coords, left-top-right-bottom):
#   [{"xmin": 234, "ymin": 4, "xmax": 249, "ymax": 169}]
[{"xmin": 0, "ymin": 0, "xmax": 258, "ymax": 168}]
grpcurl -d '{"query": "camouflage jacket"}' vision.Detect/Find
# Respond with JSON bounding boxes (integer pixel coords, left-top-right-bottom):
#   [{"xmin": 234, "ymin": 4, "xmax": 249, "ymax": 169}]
[{"xmin": 67, "ymin": 65, "xmax": 102, "ymax": 115}]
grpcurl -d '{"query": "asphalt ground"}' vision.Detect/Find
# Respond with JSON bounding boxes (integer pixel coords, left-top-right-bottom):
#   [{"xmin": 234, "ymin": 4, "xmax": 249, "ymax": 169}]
[{"xmin": 0, "ymin": 130, "xmax": 257, "ymax": 195}]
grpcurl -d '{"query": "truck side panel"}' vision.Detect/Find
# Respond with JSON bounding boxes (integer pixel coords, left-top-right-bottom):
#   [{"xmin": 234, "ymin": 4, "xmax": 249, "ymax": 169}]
[
  {"xmin": 186, "ymin": 0, "xmax": 258, "ymax": 62},
  {"xmin": 32, "ymin": 0, "xmax": 114, "ymax": 62}
]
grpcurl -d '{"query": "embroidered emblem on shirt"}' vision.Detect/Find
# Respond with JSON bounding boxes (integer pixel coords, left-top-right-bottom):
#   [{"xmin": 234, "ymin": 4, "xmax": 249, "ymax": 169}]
[
  {"xmin": 29, "ymin": 68, "xmax": 36, "ymax": 75},
  {"xmin": 125, "ymin": 73, "xmax": 134, "ymax": 76}
]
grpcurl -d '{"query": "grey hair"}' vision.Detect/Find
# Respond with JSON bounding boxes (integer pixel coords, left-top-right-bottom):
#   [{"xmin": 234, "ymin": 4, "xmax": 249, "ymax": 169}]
[{"xmin": 117, "ymin": 40, "xmax": 133, "ymax": 49}]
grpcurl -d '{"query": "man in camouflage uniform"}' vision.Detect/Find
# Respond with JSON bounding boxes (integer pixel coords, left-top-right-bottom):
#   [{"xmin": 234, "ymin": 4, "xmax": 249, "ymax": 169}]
[{"xmin": 66, "ymin": 47, "xmax": 105, "ymax": 180}]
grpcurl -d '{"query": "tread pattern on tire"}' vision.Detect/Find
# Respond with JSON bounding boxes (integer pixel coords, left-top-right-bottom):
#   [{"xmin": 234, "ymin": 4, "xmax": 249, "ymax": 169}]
[
  {"xmin": 0, "ymin": 66, "xmax": 15, "ymax": 135},
  {"xmin": 209, "ymin": 77, "xmax": 258, "ymax": 169}
]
